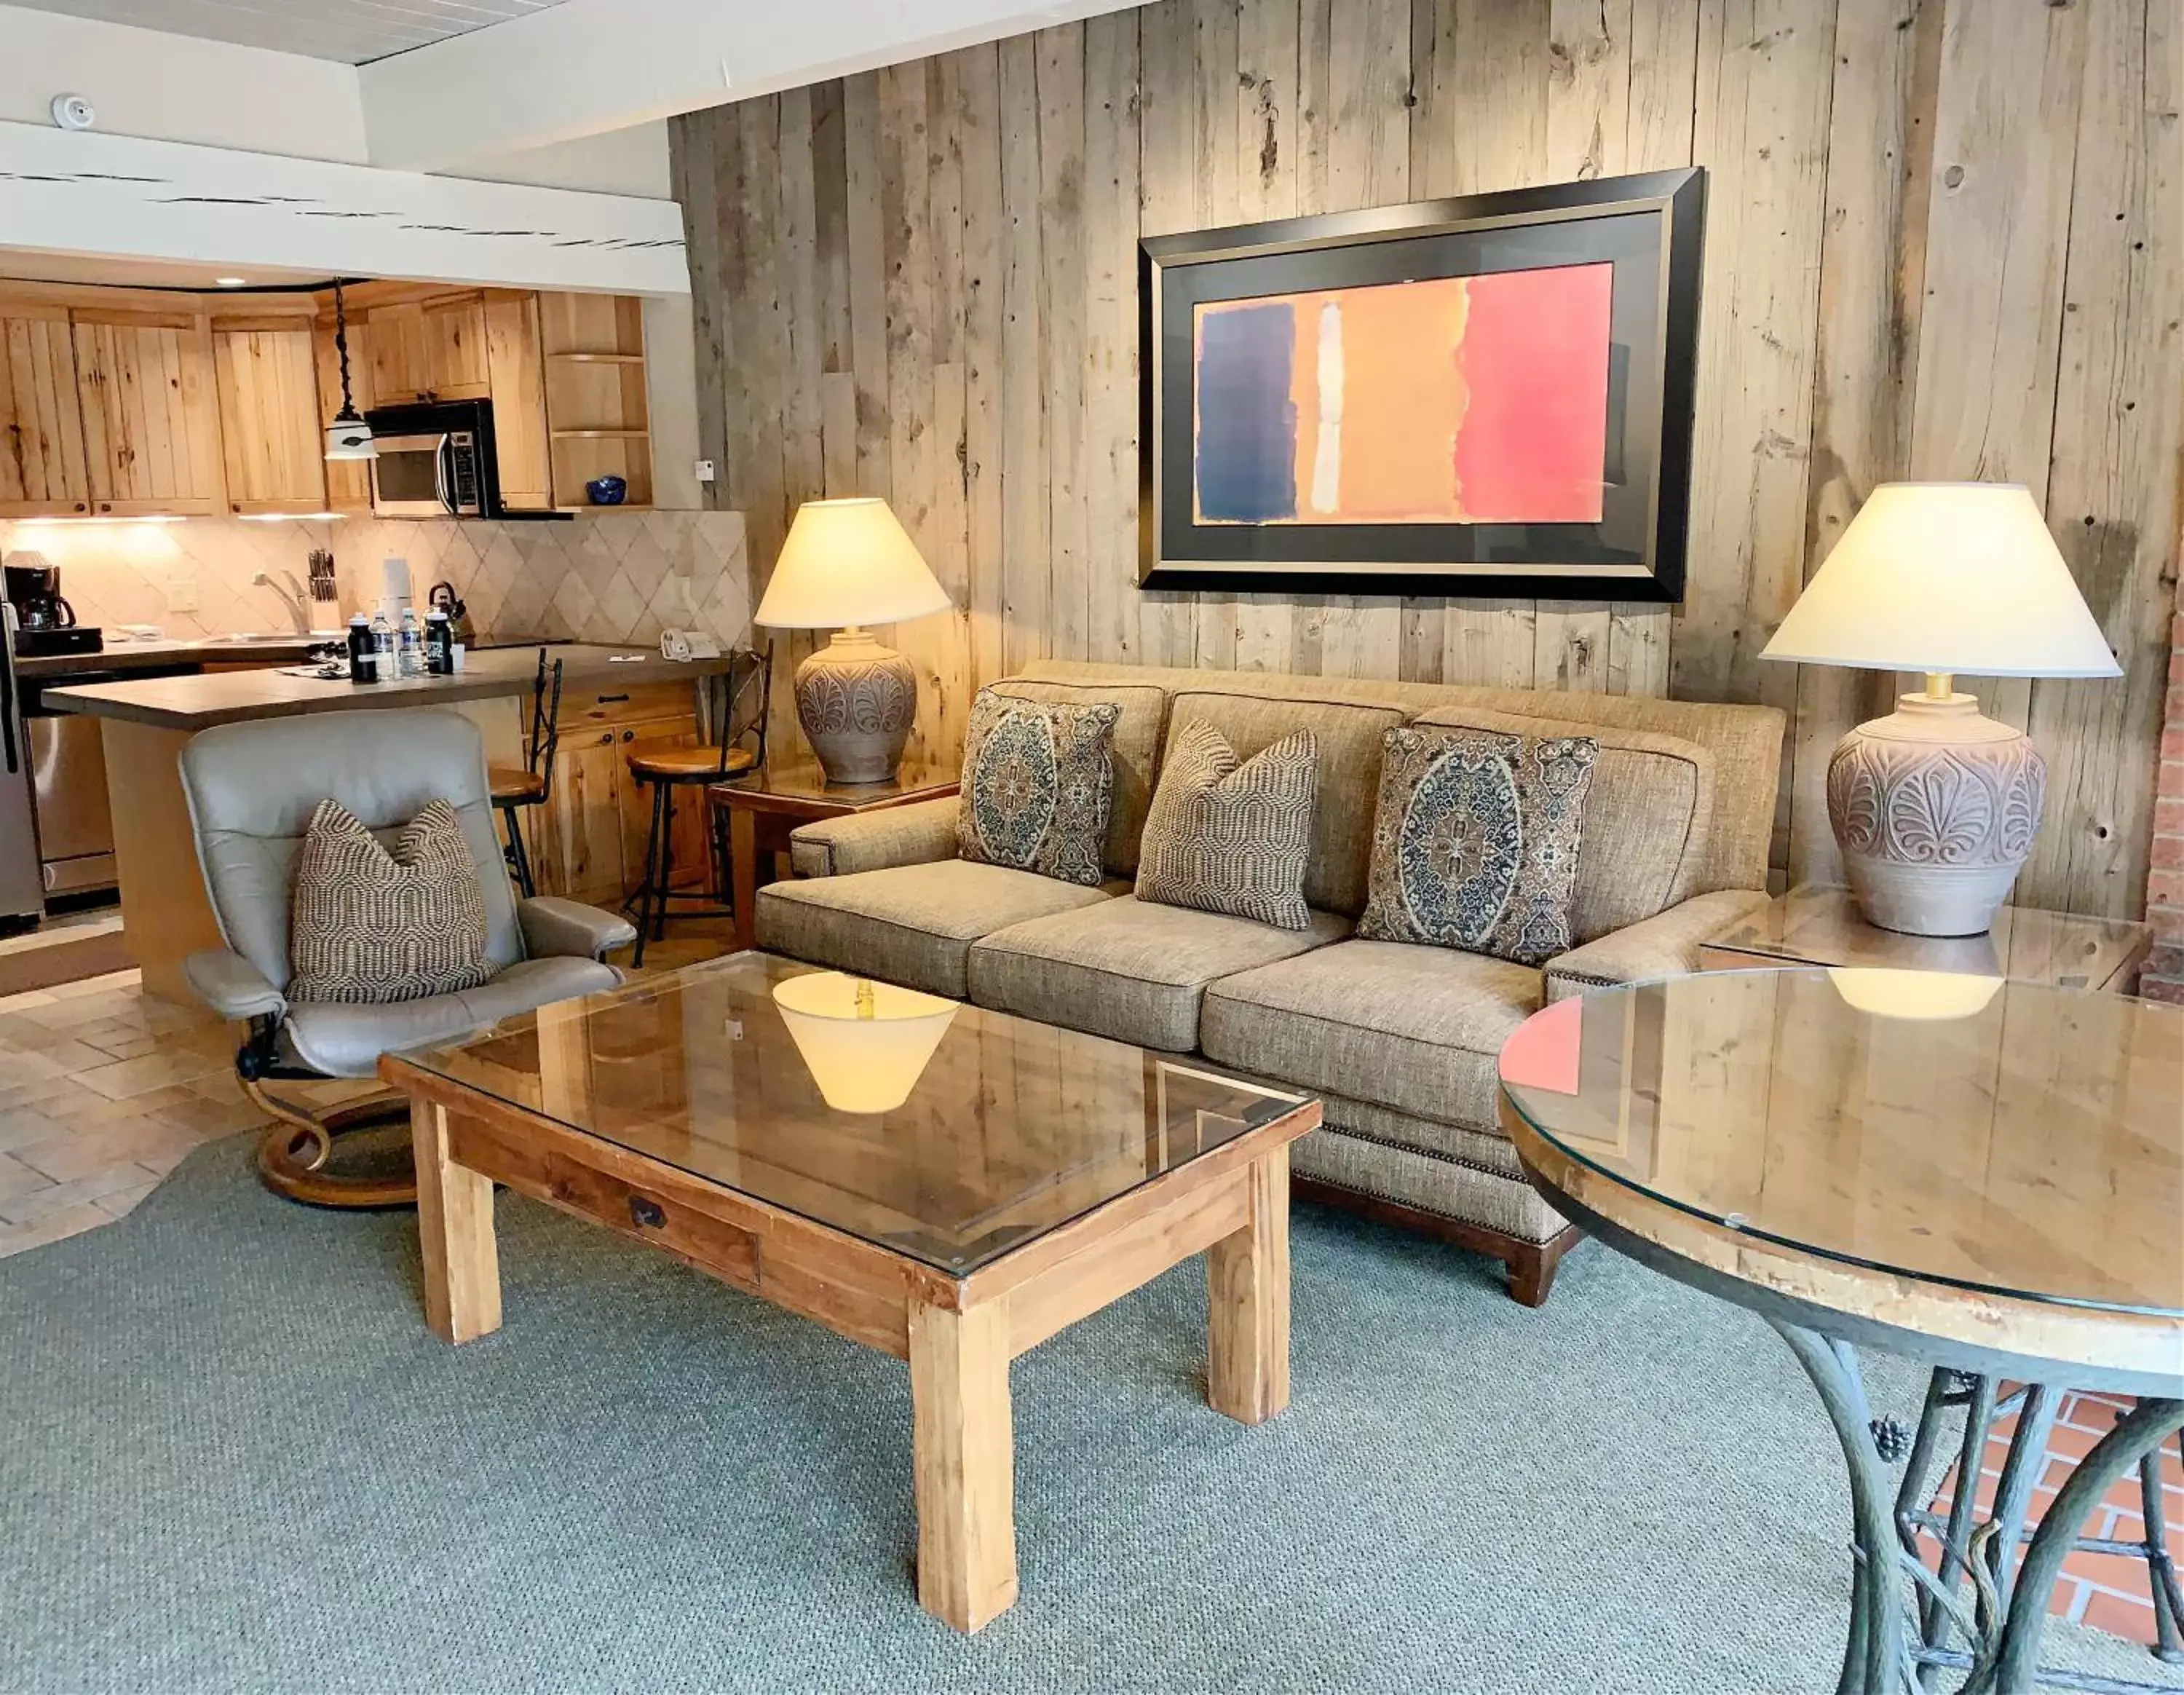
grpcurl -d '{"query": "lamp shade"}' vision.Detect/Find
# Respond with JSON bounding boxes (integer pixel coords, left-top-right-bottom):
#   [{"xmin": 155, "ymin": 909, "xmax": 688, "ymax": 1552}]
[
  {"xmin": 754, "ymin": 497, "xmax": 951, "ymax": 630},
  {"xmin": 772, "ymin": 972, "xmax": 959, "ymax": 1114},
  {"xmin": 1828, "ymin": 968, "xmax": 2003, "ymax": 1022},
  {"xmin": 1760, "ymin": 483, "xmax": 2119, "ymax": 679}
]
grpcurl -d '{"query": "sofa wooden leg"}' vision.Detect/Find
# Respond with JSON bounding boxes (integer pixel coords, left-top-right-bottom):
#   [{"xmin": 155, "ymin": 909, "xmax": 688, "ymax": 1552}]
[
  {"xmin": 1507, "ymin": 1224, "xmax": 1581, "ymax": 1308},
  {"xmin": 1291, "ymin": 1175, "xmax": 1583, "ymax": 1307}
]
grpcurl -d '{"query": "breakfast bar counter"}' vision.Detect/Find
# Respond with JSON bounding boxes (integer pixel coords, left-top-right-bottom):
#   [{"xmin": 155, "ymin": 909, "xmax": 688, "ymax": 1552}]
[
  {"xmin": 39, "ymin": 643, "xmax": 731, "ymax": 732},
  {"xmin": 42, "ymin": 644, "xmax": 737, "ymax": 1002}
]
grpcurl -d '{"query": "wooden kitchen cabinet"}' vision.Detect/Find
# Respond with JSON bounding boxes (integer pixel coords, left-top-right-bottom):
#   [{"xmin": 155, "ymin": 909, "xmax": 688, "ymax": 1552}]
[
  {"xmin": 365, "ymin": 293, "xmax": 489, "ymax": 405},
  {"xmin": 526, "ymin": 694, "xmax": 713, "ymax": 908},
  {"xmin": 210, "ymin": 317, "xmax": 328, "ymax": 514},
  {"xmin": 70, "ymin": 308, "xmax": 226, "ymax": 515},
  {"xmin": 482, "ymin": 290, "xmax": 552, "ymax": 512},
  {"xmin": 0, "ymin": 301, "xmax": 92, "ymax": 516}
]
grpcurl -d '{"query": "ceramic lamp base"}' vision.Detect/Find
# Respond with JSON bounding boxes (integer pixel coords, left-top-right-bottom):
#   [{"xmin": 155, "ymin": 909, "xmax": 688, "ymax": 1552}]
[
  {"xmin": 1824, "ymin": 692, "xmax": 2046, "ymax": 937},
  {"xmin": 794, "ymin": 628, "xmax": 917, "ymax": 785}
]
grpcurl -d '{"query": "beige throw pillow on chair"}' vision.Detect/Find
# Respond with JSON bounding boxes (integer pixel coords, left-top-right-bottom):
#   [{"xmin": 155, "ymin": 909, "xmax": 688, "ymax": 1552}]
[
  {"xmin": 288, "ymin": 798, "xmax": 496, "ymax": 1004},
  {"xmin": 1135, "ymin": 720, "xmax": 1320, "ymax": 931}
]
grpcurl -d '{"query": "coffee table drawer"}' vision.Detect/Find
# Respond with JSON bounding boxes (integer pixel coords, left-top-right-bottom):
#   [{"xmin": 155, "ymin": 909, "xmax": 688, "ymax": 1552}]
[{"xmin": 446, "ymin": 1114, "xmax": 761, "ymax": 1290}]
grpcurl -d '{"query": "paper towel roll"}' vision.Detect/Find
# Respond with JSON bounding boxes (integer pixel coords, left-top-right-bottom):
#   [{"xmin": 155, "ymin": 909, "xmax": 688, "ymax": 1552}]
[{"xmin": 380, "ymin": 557, "xmax": 412, "ymax": 604}]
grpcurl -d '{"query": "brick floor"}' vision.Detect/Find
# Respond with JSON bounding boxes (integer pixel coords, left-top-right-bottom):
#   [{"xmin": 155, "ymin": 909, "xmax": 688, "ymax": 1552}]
[{"xmin": 1920, "ymin": 1384, "xmax": 2183, "ymax": 1654}]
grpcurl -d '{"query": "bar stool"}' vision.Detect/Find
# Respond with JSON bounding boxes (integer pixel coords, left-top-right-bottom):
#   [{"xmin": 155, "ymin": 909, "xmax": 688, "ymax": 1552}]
[
  {"xmin": 488, "ymin": 650, "xmax": 562, "ymax": 899},
  {"xmin": 625, "ymin": 645, "xmax": 770, "ymax": 966}
]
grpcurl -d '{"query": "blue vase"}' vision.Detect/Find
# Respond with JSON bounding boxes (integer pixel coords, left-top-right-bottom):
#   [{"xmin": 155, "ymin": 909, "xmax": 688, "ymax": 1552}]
[{"xmin": 586, "ymin": 475, "xmax": 628, "ymax": 506}]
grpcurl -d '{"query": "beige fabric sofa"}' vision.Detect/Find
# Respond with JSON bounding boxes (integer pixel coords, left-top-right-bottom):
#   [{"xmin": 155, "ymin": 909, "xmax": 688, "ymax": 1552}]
[{"xmin": 756, "ymin": 662, "xmax": 1784, "ymax": 1306}]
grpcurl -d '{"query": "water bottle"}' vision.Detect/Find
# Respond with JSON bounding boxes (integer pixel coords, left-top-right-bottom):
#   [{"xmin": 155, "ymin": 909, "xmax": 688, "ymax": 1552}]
[
  {"xmin": 397, "ymin": 606, "xmax": 423, "ymax": 679},
  {"xmin": 347, "ymin": 615, "xmax": 377, "ymax": 684},
  {"xmin": 370, "ymin": 609, "xmax": 395, "ymax": 681},
  {"xmin": 424, "ymin": 608, "xmax": 454, "ymax": 676}
]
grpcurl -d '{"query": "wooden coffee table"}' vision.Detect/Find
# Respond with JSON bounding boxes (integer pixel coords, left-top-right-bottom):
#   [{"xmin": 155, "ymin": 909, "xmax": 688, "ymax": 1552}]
[{"xmin": 381, "ymin": 951, "xmax": 1318, "ymax": 1633}]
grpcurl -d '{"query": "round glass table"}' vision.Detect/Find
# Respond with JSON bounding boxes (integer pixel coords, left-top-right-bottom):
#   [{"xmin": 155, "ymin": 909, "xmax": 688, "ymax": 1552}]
[{"xmin": 1497, "ymin": 968, "xmax": 2184, "ymax": 1695}]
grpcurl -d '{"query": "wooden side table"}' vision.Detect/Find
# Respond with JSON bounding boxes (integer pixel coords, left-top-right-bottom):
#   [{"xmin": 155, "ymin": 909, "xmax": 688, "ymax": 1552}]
[
  {"xmin": 1701, "ymin": 882, "xmax": 2152, "ymax": 993},
  {"xmin": 708, "ymin": 761, "xmax": 960, "ymax": 951}
]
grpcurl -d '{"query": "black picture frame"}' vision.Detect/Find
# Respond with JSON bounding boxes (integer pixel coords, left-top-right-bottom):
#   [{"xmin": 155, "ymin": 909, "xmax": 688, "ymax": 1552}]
[{"xmin": 1138, "ymin": 167, "xmax": 1705, "ymax": 602}]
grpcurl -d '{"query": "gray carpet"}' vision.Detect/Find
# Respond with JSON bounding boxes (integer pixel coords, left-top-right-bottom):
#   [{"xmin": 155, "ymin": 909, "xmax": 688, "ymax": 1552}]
[{"xmin": 0, "ymin": 1135, "xmax": 2176, "ymax": 1695}]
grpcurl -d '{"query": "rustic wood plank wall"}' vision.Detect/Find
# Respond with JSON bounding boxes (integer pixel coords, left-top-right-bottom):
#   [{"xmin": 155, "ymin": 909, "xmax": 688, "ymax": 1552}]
[{"xmin": 671, "ymin": 0, "xmax": 2182, "ymax": 919}]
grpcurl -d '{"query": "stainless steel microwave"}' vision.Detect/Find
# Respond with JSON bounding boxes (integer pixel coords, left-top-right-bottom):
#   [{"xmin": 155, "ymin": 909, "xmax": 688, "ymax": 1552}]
[{"xmin": 365, "ymin": 398, "xmax": 499, "ymax": 519}]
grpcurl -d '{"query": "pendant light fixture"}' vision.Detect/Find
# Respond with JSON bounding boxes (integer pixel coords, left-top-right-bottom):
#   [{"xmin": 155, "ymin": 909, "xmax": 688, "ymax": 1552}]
[{"xmin": 323, "ymin": 281, "xmax": 376, "ymax": 462}]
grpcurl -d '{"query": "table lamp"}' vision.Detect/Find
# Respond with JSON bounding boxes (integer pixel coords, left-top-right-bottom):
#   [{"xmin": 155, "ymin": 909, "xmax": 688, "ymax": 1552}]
[
  {"xmin": 772, "ymin": 972, "xmax": 959, "ymax": 1114},
  {"xmin": 1761, "ymin": 483, "xmax": 2120, "ymax": 937},
  {"xmin": 754, "ymin": 497, "xmax": 952, "ymax": 784}
]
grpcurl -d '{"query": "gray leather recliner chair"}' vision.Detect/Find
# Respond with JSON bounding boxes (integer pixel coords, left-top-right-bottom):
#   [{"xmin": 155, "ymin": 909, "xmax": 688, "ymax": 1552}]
[{"xmin": 179, "ymin": 708, "xmax": 636, "ymax": 1208}]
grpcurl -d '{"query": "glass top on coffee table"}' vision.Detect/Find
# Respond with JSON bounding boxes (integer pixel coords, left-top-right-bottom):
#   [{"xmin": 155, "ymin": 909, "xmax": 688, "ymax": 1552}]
[{"xmin": 399, "ymin": 952, "xmax": 1313, "ymax": 1273}]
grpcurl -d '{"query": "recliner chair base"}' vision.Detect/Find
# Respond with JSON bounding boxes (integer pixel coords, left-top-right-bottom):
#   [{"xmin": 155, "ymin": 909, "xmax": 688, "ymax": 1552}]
[
  {"xmin": 243, "ymin": 1077, "xmax": 418, "ymax": 1209},
  {"xmin": 237, "ymin": 1016, "xmax": 419, "ymax": 1209}
]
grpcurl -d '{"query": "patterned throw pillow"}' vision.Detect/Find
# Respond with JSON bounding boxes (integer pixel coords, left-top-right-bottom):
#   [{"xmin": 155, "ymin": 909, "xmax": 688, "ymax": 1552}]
[
  {"xmin": 1356, "ymin": 726, "xmax": 1598, "ymax": 966},
  {"xmin": 956, "ymin": 690, "xmax": 1123, "ymax": 887},
  {"xmin": 1135, "ymin": 721, "xmax": 1319, "ymax": 930},
  {"xmin": 288, "ymin": 798, "xmax": 495, "ymax": 1004}
]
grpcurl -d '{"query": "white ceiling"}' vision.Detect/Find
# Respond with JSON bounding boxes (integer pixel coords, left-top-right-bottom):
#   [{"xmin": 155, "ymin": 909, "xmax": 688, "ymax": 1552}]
[{"xmin": 6, "ymin": 0, "xmax": 577, "ymax": 65}]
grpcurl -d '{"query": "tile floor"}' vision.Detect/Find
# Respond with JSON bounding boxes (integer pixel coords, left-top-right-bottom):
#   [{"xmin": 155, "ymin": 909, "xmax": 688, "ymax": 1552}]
[
  {"xmin": 0, "ymin": 968, "xmax": 277, "ymax": 1259},
  {"xmin": 4, "ymin": 960, "xmax": 2178, "ymax": 1656}
]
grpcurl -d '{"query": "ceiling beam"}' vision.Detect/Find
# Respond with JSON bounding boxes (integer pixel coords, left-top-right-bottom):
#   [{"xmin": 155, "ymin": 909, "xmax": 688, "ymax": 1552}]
[
  {"xmin": 0, "ymin": 121, "xmax": 689, "ymax": 296},
  {"xmin": 357, "ymin": 0, "xmax": 1148, "ymax": 171}
]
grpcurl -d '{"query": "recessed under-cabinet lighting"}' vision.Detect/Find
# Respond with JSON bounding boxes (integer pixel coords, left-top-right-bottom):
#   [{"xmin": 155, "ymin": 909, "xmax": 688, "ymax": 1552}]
[
  {"xmin": 32, "ymin": 514, "xmax": 189, "ymax": 524},
  {"xmin": 237, "ymin": 513, "xmax": 343, "ymax": 522},
  {"xmin": 215, "ymin": 277, "xmax": 249, "ymax": 287}
]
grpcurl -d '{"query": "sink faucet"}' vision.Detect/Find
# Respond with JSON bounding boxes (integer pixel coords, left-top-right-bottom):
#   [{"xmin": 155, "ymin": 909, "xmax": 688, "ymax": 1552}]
[{"xmin": 252, "ymin": 569, "xmax": 312, "ymax": 635}]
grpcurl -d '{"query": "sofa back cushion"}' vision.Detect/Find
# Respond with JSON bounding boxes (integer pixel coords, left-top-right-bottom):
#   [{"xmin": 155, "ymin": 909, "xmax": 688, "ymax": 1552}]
[
  {"xmin": 1015, "ymin": 662, "xmax": 1784, "ymax": 896},
  {"xmin": 986, "ymin": 678, "xmax": 1169, "ymax": 877},
  {"xmin": 1163, "ymin": 690, "xmax": 1406, "ymax": 916},
  {"xmin": 1409, "ymin": 704, "xmax": 1714, "ymax": 941}
]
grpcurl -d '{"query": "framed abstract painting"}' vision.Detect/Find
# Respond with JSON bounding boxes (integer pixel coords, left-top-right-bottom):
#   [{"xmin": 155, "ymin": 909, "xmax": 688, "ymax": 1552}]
[{"xmin": 1138, "ymin": 167, "xmax": 1704, "ymax": 601}]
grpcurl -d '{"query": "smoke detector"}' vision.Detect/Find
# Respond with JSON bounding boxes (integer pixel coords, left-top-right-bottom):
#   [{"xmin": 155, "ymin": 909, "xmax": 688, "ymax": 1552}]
[{"xmin": 50, "ymin": 94, "xmax": 96, "ymax": 131}]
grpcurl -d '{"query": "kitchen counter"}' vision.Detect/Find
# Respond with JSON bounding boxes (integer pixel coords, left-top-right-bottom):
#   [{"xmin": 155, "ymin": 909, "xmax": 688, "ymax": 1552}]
[
  {"xmin": 14, "ymin": 630, "xmax": 555, "ymax": 681},
  {"xmin": 41, "ymin": 643, "xmax": 733, "ymax": 731},
  {"xmin": 42, "ymin": 640, "xmax": 737, "ymax": 1003}
]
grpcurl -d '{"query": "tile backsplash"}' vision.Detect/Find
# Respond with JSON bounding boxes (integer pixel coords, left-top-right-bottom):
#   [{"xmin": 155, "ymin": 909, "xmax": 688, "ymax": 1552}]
[{"xmin": 0, "ymin": 510, "xmax": 752, "ymax": 651}]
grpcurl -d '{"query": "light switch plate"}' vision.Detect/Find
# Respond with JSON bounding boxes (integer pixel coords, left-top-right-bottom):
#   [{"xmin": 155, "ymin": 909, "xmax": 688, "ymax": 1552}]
[{"xmin": 164, "ymin": 574, "xmax": 198, "ymax": 613}]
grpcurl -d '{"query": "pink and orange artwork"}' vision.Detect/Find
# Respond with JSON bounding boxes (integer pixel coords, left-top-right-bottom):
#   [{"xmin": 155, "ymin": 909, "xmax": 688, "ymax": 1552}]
[{"xmin": 1190, "ymin": 261, "xmax": 1615, "ymax": 527}]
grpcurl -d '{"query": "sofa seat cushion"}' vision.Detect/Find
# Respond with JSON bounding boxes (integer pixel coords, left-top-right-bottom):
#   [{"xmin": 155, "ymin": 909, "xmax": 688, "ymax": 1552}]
[
  {"xmin": 1201, "ymin": 939, "xmax": 1542, "ymax": 1132},
  {"xmin": 754, "ymin": 860, "xmax": 1117, "ymax": 999},
  {"xmin": 284, "ymin": 955, "xmax": 620, "ymax": 1079},
  {"xmin": 969, "ymin": 895, "xmax": 1350, "ymax": 1052}
]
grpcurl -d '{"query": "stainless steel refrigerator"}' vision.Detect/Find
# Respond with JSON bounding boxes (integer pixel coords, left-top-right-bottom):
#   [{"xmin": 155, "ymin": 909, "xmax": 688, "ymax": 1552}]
[{"xmin": 1, "ymin": 604, "xmax": 48, "ymax": 926}]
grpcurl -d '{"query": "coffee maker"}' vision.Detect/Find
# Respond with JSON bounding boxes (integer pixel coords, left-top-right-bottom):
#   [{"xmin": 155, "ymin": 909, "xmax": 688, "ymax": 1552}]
[
  {"xmin": 4, "ymin": 558, "xmax": 74, "ymax": 629},
  {"xmin": 3, "ymin": 556, "xmax": 98, "ymax": 656}
]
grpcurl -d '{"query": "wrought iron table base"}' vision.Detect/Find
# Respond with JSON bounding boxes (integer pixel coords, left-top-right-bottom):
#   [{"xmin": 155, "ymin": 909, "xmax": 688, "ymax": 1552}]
[{"xmin": 1771, "ymin": 1319, "xmax": 2184, "ymax": 1695}]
